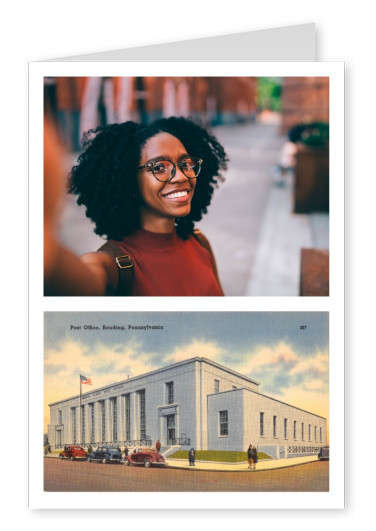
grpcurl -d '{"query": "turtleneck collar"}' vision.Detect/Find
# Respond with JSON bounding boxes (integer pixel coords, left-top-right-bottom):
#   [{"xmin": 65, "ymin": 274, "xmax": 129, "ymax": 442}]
[{"xmin": 119, "ymin": 228, "xmax": 178, "ymax": 252}]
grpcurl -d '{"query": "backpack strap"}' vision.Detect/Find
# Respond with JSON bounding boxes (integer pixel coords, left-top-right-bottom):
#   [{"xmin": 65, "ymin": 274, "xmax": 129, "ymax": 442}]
[
  {"xmin": 97, "ymin": 241, "xmax": 134, "ymax": 296},
  {"xmin": 193, "ymin": 229, "xmax": 223, "ymax": 294}
]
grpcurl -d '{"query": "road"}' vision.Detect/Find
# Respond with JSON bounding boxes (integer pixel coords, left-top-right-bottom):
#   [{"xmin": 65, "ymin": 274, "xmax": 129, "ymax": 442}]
[{"xmin": 44, "ymin": 458, "xmax": 329, "ymax": 492}]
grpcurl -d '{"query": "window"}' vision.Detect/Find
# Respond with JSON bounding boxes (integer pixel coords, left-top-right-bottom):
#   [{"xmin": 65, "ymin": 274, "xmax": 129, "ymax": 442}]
[
  {"xmin": 308, "ymin": 424, "xmax": 311, "ymax": 441},
  {"xmin": 260, "ymin": 412, "xmax": 265, "ymax": 437},
  {"xmin": 273, "ymin": 416, "xmax": 277, "ymax": 438},
  {"xmin": 301, "ymin": 422, "xmax": 304, "ymax": 441},
  {"xmin": 111, "ymin": 398, "xmax": 118, "ymax": 442},
  {"xmin": 58, "ymin": 410, "xmax": 62, "ymax": 425},
  {"xmin": 284, "ymin": 418, "xmax": 288, "ymax": 439},
  {"xmin": 314, "ymin": 425, "xmax": 317, "ymax": 442},
  {"xmin": 219, "ymin": 410, "xmax": 228, "ymax": 436},
  {"xmin": 138, "ymin": 390, "xmax": 146, "ymax": 439},
  {"xmin": 214, "ymin": 379, "xmax": 220, "ymax": 393},
  {"xmin": 125, "ymin": 394, "xmax": 131, "ymax": 441},
  {"xmin": 320, "ymin": 427, "xmax": 322, "ymax": 443},
  {"xmin": 166, "ymin": 382, "xmax": 174, "ymax": 404},
  {"xmin": 293, "ymin": 420, "xmax": 297, "ymax": 439}
]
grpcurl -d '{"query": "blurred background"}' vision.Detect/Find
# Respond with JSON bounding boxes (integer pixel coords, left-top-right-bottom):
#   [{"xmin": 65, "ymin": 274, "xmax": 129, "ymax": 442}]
[{"xmin": 44, "ymin": 76, "xmax": 329, "ymax": 296}]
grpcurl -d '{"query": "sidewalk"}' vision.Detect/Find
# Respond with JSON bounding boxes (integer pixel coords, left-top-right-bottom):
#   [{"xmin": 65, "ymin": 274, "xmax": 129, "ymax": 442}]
[
  {"xmin": 45, "ymin": 452, "xmax": 318, "ymax": 472},
  {"xmin": 245, "ymin": 173, "xmax": 329, "ymax": 296},
  {"xmin": 165, "ymin": 455, "xmax": 319, "ymax": 472}
]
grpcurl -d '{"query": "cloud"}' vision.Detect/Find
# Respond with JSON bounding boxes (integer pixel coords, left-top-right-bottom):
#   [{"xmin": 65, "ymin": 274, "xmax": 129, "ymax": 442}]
[
  {"xmin": 231, "ymin": 342, "xmax": 329, "ymax": 398},
  {"xmin": 290, "ymin": 351, "xmax": 329, "ymax": 377},
  {"xmin": 235, "ymin": 342, "xmax": 299, "ymax": 375},
  {"xmin": 45, "ymin": 338, "xmax": 159, "ymax": 389},
  {"xmin": 164, "ymin": 338, "xmax": 223, "ymax": 364},
  {"xmin": 304, "ymin": 379, "xmax": 325, "ymax": 391}
]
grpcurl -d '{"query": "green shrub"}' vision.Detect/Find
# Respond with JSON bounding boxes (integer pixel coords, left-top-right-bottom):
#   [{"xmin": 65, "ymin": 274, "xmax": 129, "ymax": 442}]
[{"xmin": 168, "ymin": 450, "xmax": 270, "ymax": 462}]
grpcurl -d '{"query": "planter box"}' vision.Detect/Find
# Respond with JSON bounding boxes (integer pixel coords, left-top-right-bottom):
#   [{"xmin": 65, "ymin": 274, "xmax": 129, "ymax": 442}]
[
  {"xmin": 294, "ymin": 143, "xmax": 329, "ymax": 213},
  {"xmin": 300, "ymin": 248, "xmax": 329, "ymax": 296}
]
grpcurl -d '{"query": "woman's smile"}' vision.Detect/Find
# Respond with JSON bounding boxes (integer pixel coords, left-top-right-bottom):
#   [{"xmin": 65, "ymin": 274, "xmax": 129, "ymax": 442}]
[{"xmin": 162, "ymin": 187, "xmax": 191, "ymax": 200}]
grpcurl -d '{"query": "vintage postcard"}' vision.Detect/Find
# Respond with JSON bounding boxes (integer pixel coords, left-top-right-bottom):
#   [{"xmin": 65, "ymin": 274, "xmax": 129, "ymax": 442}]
[{"xmin": 33, "ymin": 310, "xmax": 343, "ymax": 509}]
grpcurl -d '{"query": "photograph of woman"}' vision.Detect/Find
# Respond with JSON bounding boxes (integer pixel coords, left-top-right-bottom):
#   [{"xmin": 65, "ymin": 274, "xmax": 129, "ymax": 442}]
[{"xmin": 44, "ymin": 75, "xmax": 330, "ymax": 297}]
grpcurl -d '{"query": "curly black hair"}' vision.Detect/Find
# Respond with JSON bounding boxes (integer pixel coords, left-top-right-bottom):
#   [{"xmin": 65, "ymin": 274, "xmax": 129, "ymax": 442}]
[{"xmin": 68, "ymin": 116, "xmax": 228, "ymax": 240}]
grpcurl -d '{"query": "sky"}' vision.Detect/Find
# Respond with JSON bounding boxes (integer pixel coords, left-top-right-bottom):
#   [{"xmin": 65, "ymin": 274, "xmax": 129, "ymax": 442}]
[{"xmin": 44, "ymin": 311, "xmax": 329, "ymax": 432}]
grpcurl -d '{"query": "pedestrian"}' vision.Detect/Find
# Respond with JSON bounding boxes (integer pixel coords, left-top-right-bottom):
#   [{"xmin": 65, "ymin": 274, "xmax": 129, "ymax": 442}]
[
  {"xmin": 44, "ymin": 116, "xmax": 228, "ymax": 296},
  {"xmin": 156, "ymin": 440, "xmax": 161, "ymax": 454},
  {"xmin": 247, "ymin": 443, "xmax": 253, "ymax": 469},
  {"xmin": 48, "ymin": 444, "xmax": 51, "ymax": 454},
  {"xmin": 87, "ymin": 444, "xmax": 93, "ymax": 455},
  {"xmin": 252, "ymin": 446, "xmax": 258, "ymax": 471},
  {"xmin": 188, "ymin": 448, "xmax": 196, "ymax": 466}
]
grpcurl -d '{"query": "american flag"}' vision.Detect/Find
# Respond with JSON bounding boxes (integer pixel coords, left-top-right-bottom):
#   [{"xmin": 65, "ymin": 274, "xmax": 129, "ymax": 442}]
[{"xmin": 80, "ymin": 374, "xmax": 92, "ymax": 385}]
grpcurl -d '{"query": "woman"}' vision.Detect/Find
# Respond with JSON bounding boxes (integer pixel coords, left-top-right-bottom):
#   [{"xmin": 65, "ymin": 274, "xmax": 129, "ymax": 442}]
[
  {"xmin": 247, "ymin": 443, "xmax": 253, "ymax": 469},
  {"xmin": 188, "ymin": 447, "xmax": 196, "ymax": 466},
  {"xmin": 45, "ymin": 116, "xmax": 227, "ymax": 296},
  {"xmin": 252, "ymin": 446, "xmax": 258, "ymax": 471}
]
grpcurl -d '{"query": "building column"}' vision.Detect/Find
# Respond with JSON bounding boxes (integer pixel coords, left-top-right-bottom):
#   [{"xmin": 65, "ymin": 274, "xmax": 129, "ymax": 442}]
[
  {"xmin": 131, "ymin": 392, "xmax": 138, "ymax": 440},
  {"xmin": 159, "ymin": 415, "xmax": 164, "ymax": 446},
  {"xmin": 82, "ymin": 404, "xmax": 89, "ymax": 445},
  {"xmin": 176, "ymin": 411, "xmax": 180, "ymax": 442},
  {"xmin": 275, "ymin": 445, "xmax": 280, "ymax": 459},
  {"xmin": 93, "ymin": 402, "xmax": 101, "ymax": 443},
  {"xmin": 105, "ymin": 399, "xmax": 111, "ymax": 443},
  {"xmin": 118, "ymin": 395, "xmax": 126, "ymax": 441}
]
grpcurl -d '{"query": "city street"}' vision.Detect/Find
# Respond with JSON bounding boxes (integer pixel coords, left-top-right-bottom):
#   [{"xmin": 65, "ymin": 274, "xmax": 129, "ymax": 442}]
[{"xmin": 44, "ymin": 458, "xmax": 329, "ymax": 492}]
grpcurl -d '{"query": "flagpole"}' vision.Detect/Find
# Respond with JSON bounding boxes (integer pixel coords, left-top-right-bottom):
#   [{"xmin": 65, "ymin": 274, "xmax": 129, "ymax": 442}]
[{"xmin": 79, "ymin": 373, "xmax": 82, "ymax": 445}]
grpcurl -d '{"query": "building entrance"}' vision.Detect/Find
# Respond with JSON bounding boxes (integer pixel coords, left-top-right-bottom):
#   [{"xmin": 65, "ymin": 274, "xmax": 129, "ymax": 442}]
[{"xmin": 166, "ymin": 415, "xmax": 175, "ymax": 445}]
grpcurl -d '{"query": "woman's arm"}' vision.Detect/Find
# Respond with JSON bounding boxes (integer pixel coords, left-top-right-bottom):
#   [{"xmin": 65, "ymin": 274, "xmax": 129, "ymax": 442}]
[
  {"xmin": 44, "ymin": 117, "xmax": 118, "ymax": 296},
  {"xmin": 44, "ymin": 237, "xmax": 118, "ymax": 296}
]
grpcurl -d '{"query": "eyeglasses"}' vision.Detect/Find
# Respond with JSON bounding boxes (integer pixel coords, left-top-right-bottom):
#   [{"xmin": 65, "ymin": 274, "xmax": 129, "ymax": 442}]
[{"xmin": 138, "ymin": 156, "xmax": 203, "ymax": 182}]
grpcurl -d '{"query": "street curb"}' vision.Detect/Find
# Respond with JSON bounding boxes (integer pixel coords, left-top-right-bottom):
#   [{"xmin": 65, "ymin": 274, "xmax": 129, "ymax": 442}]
[
  {"xmin": 165, "ymin": 458, "xmax": 319, "ymax": 473},
  {"xmin": 44, "ymin": 455, "xmax": 320, "ymax": 472}
]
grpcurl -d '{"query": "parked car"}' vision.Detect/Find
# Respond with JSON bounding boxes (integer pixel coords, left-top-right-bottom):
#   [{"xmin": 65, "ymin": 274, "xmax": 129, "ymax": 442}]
[
  {"xmin": 87, "ymin": 446, "xmax": 123, "ymax": 464},
  {"xmin": 124, "ymin": 448, "xmax": 166, "ymax": 468},
  {"xmin": 59, "ymin": 445, "xmax": 87, "ymax": 461},
  {"xmin": 318, "ymin": 445, "xmax": 330, "ymax": 460}
]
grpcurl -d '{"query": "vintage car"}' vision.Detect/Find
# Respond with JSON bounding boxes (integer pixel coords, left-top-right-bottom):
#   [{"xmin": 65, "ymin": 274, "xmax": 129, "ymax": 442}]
[
  {"xmin": 58, "ymin": 445, "xmax": 87, "ymax": 461},
  {"xmin": 318, "ymin": 445, "xmax": 330, "ymax": 460},
  {"xmin": 87, "ymin": 446, "xmax": 123, "ymax": 464},
  {"xmin": 124, "ymin": 448, "xmax": 166, "ymax": 468}
]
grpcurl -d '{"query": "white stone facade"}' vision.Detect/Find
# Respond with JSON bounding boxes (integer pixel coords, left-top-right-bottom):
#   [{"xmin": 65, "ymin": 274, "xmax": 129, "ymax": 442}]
[{"xmin": 48, "ymin": 357, "xmax": 327, "ymax": 458}]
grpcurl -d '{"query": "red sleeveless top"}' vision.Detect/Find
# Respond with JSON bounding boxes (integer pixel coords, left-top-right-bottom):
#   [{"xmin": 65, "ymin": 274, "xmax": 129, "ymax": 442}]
[{"xmin": 114, "ymin": 229, "xmax": 223, "ymax": 296}]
